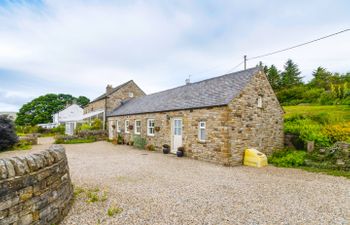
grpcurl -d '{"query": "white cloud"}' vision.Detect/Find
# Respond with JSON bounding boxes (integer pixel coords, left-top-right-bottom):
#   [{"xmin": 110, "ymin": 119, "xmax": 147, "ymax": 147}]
[{"xmin": 0, "ymin": 0, "xmax": 349, "ymax": 106}]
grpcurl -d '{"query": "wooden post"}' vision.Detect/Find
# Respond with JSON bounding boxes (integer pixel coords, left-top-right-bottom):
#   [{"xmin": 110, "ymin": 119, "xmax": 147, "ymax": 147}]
[
  {"xmin": 244, "ymin": 55, "xmax": 247, "ymax": 70},
  {"xmin": 307, "ymin": 141, "xmax": 314, "ymax": 152}
]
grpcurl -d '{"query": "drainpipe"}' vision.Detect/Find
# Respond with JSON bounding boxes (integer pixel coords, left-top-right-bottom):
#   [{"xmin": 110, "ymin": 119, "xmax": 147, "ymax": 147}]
[{"xmin": 104, "ymin": 97, "xmax": 107, "ymax": 131}]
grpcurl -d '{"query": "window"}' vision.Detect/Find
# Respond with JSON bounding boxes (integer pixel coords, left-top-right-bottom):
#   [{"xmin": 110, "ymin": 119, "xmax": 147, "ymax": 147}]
[
  {"xmin": 198, "ymin": 121, "xmax": 206, "ymax": 142},
  {"xmin": 147, "ymin": 119, "xmax": 155, "ymax": 136},
  {"xmin": 128, "ymin": 92, "xmax": 134, "ymax": 98},
  {"xmin": 125, "ymin": 120, "xmax": 129, "ymax": 133},
  {"xmin": 257, "ymin": 96, "xmax": 263, "ymax": 108},
  {"xmin": 135, "ymin": 120, "xmax": 141, "ymax": 134},
  {"xmin": 116, "ymin": 120, "xmax": 121, "ymax": 132}
]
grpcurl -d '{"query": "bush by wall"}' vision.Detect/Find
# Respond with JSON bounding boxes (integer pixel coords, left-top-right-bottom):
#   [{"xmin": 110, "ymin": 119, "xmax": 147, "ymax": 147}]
[
  {"xmin": 0, "ymin": 115, "xmax": 18, "ymax": 151},
  {"xmin": 133, "ymin": 135, "xmax": 147, "ymax": 149}
]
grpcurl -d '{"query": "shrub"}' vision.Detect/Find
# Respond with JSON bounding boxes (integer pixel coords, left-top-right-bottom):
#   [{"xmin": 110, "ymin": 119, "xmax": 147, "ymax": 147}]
[
  {"xmin": 51, "ymin": 124, "xmax": 65, "ymax": 134},
  {"xmin": 0, "ymin": 115, "xmax": 18, "ymax": 151},
  {"xmin": 14, "ymin": 140, "xmax": 32, "ymax": 150},
  {"xmin": 117, "ymin": 134, "xmax": 124, "ymax": 144},
  {"xmin": 91, "ymin": 118, "xmax": 102, "ymax": 130},
  {"xmin": 146, "ymin": 144, "xmax": 155, "ymax": 151},
  {"xmin": 54, "ymin": 135, "xmax": 96, "ymax": 144},
  {"xmin": 284, "ymin": 118, "xmax": 331, "ymax": 147},
  {"xmin": 318, "ymin": 91, "xmax": 335, "ymax": 105},
  {"xmin": 268, "ymin": 149, "xmax": 307, "ymax": 167},
  {"xmin": 323, "ymin": 122, "xmax": 350, "ymax": 142},
  {"xmin": 133, "ymin": 135, "xmax": 147, "ymax": 149},
  {"xmin": 78, "ymin": 123, "xmax": 92, "ymax": 131}
]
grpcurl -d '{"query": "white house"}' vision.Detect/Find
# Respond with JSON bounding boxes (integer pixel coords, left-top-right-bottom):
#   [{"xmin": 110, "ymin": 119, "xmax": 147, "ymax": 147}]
[{"xmin": 38, "ymin": 104, "xmax": 84, "ymax": 135}]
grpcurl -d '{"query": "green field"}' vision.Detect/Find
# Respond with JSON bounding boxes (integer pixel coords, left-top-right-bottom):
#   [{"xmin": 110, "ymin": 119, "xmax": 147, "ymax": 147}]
[
  {"xmin": 270, "ymin": 105, "xmax": 350, "ymax": 178},
  {"xmin": 283, "ymin": 105, "xmax": 350, "ymax": 122}
]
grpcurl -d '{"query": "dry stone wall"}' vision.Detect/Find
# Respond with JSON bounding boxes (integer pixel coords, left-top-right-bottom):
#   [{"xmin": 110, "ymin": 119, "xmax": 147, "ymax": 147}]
[{"xmin": 0, "ymin": 145, "xmax": 73, "ymax": 225}]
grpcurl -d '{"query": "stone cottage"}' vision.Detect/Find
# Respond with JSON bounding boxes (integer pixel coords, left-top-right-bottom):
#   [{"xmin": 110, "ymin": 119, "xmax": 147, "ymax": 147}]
[
  {"xmin": 83, "ymin": 80, "xmax": 145, "ymax": 133},
  {"xmin": 107, "ymin": 67, "xmax": 284, "ymax": 166}
]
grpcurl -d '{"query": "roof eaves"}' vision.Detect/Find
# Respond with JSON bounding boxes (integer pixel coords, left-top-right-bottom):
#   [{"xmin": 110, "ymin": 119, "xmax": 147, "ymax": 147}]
[{"xmin": 107, "ymin": 103, "xmax": 228, "ymax": 117}]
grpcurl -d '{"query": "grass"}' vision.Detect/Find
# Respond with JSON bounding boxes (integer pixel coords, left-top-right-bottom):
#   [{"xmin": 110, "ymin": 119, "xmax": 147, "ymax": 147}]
[
  {"xmin": 107, "ymin": 206, "xmax": 123, "ymax": 217},
  {"xmin": 73, "ymin": 186, "xmax": 109, "ymax": 203},
  {"xmin": 300, "ymin": 167, "xmax": 350, "ymax": 179},
  {"xmin": 283, "ymin": 105, "xmax": 350, "ymax": 122}
]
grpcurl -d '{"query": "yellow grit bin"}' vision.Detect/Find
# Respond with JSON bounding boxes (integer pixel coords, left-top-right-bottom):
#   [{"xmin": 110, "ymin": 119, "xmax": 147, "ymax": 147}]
[{"xmin": 244, "ymin": 148, "xmax": 268, "ymax": 168}]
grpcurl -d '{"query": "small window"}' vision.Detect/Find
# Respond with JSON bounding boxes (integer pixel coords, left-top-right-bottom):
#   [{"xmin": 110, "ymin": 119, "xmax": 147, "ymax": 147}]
[
  {"xmin": 135, "ymin": 120, "xmax": 141, "ymax": 134},
  {"xmin": 125, "ymin": 120, "xmax": 129, "ymax": 133},
  {"xmin": 116, "ymin": 120, "xmax": 121, "ymax": 132},
  {"xmin": 129, "ymin": 92, "xmax": 134, "ymax": 98},
  {"xmin": 257, "ymin": 96, "xmax": 263, "ymax": 108},
  {"xmin": 147, "ymin": 119, "xmax": 155, "ymax": 136},
  {"xmin": 198, "ymin": 121, "xmax": 206, "ymax": 142}
]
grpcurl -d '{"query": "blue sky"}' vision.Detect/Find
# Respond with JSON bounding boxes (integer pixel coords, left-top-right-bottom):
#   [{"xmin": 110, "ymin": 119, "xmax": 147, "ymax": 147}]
[{"xmin": 0, "ymin": 0, "xmax": 350, "ymax": 111}]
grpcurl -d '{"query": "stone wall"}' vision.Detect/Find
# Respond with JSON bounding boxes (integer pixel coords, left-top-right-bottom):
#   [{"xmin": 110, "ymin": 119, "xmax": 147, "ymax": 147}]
[
  {"xmin": 228, "ymin": 70, "xmax": 284, "ymax": 165},
  {"xmin": 0, "ymin": 145, "xmax": 73, "ymax": 225},
  {"xmin": 108, "ymin": 106, "xmax": 232, "ymax": 165}
]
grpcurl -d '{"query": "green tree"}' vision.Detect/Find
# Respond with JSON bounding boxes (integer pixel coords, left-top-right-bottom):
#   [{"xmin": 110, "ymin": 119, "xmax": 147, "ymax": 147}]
[
  {"xmin": 77, "ymin": 96, "xmax": 90, "ymax": 107},
  {"xmin": 309, "ymin": 67, "xmax": 333, "ymax": 90},
  {"xmin": 15, "ymin": 94, "xmax": 90, "ymax": 126},
  {"xmin": 267, "ymin": 65, "xmax": 281, "ymax": 90},
  {"xmin": 258, "ymin": 61, "xmax": 268, "ymax": 74},
  {"xmin": 281, "ymin": 59, "xmax": 303, "ymax": 88}
]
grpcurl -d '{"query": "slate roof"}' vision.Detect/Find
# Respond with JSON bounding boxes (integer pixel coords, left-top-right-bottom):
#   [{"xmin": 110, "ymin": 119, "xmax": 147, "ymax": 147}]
[
  {"xmin": 90, "ymin": 80, "xmax": 134, "ymax": 103},
  {"xmin": 109, "ymin": 67, "xmax": 260, "ymax": 116}
]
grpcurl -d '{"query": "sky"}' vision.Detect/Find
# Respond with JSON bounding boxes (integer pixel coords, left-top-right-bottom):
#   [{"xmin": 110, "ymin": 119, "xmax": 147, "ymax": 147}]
[{"xmin": 0, "ymin": 0, "xmax": 349, "ymax": 112}]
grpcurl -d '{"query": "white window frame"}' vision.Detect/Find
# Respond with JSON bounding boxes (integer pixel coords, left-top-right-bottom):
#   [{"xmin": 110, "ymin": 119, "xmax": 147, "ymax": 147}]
[
  {"xmin": 125, "ymin": 120, "xmax": 129, "ymax": 133},
  {"xmin": 257, "ymin": 96, "xmax": 263, "ymax": 108},
  {"xmin": 198, "ymin": 121, "xmax": 206, "ymax": 142},
  {"xmin": 129, "ymin": 92, "xmax": 134, "ymax": 98},
  {"xmin": 147, "ymin": 119, "xmax": 155, "ymax": 136},
  {"xmin": 116, "ymin": 120, "xmax": 121, "ymax": 132},
  {"xmin": 134, "ymin": 120, "xmax": 141, "ymax": 135}
]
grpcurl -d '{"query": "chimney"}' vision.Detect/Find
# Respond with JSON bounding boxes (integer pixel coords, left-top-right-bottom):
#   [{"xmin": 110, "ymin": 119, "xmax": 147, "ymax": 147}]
[
  {"xmin": 106, "ymin": 84, "xmax": 113, "ymax": 94},
  {"xmin": 185, "ymin": 75, "xmax": 191, "ymax": 85}
]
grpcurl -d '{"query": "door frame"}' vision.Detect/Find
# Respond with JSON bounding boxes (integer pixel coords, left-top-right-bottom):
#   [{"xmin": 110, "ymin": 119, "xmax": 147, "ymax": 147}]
[{"xmin": 171, "ymin": 117, "xmax": 183, "ymax": 154}]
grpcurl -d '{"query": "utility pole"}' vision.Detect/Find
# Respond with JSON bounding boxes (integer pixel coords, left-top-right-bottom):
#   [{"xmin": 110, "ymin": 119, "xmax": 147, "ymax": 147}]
[{"xmin": 244, "ymin": 55, "xmax": 247, "ymax": 70}]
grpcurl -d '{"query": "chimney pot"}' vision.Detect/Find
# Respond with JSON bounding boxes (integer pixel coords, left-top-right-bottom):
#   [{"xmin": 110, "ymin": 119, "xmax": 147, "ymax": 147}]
[{"xmin": 106, "ymin": 84, "xmax": 113, "ymax": 94}]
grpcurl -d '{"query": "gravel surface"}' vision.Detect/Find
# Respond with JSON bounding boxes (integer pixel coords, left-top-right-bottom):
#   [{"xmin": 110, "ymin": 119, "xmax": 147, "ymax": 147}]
[{"xmin": 1, "ymin": 140, "xmax": 350, "ymax": 225}]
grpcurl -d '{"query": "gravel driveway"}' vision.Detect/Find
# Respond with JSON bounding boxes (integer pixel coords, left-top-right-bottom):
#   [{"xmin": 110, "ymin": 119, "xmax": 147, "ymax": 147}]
[{"xmin": 2, "ymin": 140, "xmax": 350, "ymax": 224}]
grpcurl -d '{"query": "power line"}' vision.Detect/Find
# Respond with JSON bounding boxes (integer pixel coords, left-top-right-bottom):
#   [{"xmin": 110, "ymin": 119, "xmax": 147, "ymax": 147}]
[
  {"xmin": 226, "ymin": 61, "xmax": 244, "ymax": 73},
  {"xmin": 247, "ymin": 28, "xmax": 350, "ymax": 61}
]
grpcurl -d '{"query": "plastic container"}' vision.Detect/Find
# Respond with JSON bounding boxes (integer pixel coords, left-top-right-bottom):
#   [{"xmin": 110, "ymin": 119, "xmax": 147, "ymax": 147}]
[{"xmin": 244, "ymin": 148, "xmax": 268, "ymax": 168}]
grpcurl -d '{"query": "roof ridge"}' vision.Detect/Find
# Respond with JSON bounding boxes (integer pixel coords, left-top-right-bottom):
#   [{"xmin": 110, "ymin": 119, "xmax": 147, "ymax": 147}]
[
  {"xmin": 109, "ymin": 67, "xmax": 260, "ymax": 116},
  {"xmin": 136, "ymin": 66, "xmax": 259, "ymax": 98},
  {"xmin": 90, "ymin": 80, "xmax": 134, "ymax": 103}
]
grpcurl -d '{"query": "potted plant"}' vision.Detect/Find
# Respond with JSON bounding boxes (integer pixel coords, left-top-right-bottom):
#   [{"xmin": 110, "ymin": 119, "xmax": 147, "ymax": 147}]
[
  {"xmin": 128, "ymin": 124, "xmax": 134, "ymax": 130},
  {"xmin": 112, "ymin": 138, "xmax": 118, "ymax": 145},
  {"xmin": 177, "ymin": 146, "xmax": 185, "ymax": 157},
  {"xmin": 117, "ymin": 134, "xmax": 123, "ymax": 144},
  {"xmin": 162, "ymin": 144, "xmax": 170, "ymax": 154},
  {"xmin": 155, "ymin": 126, "xmax": 161, "ymax": 132}
]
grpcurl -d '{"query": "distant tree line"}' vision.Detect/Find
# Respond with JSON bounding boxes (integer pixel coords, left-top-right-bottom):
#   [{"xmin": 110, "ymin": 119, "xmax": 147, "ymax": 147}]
[
  {"xmin": 260, "ymin": 59, "xmax": 350, "ymax": 105},
  {"xmin": 16, "ymin": 94, "xmax": 90, "ymax": 126}
]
